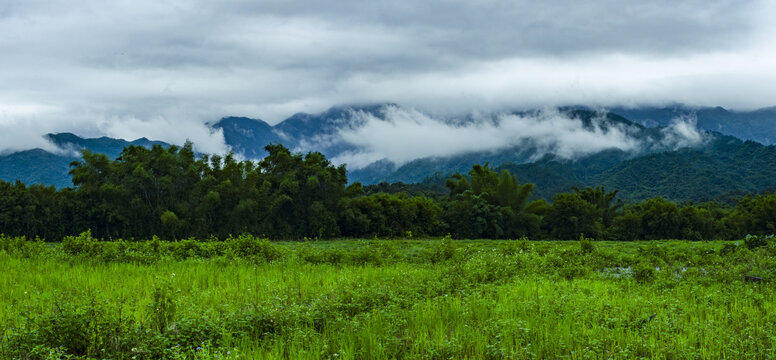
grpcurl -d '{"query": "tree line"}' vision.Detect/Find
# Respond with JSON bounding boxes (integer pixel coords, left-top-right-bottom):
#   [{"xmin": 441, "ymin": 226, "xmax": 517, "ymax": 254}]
[{"xmin": 1, "ymin": 143, "xmax": 774, "ymax": 241}]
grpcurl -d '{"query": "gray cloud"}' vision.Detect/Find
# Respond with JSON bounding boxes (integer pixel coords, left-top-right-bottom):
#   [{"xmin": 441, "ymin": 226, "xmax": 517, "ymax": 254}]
[
  {"xmin": 0, "ymin": 0, "xmax": 773, "ymax": 154},
  {"xmin": 327, "ymin": 107, "xmax": 704, "ymax": 169}
]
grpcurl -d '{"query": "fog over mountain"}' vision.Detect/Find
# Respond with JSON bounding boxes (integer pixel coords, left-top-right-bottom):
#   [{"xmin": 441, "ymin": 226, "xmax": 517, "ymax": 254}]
[
  {"xmin": 309, "ymin": 106, "xmax": 705, "ymax": 169},
  {"xmin": 1, "ymin": 1, "xmax": 775, "ymax": 155}
]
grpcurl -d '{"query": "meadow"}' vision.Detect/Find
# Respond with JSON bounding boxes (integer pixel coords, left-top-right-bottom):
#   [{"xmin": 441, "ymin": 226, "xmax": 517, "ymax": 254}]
[{"xmin": 2, "ymin": 233, "xmax": 776, "ymax": 359}]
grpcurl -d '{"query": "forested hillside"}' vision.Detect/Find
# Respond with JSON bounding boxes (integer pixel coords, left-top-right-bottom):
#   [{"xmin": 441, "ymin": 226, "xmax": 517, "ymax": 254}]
[{"xmin": 493, "ymin": 135, "xmax": 776, "ymax": 202}]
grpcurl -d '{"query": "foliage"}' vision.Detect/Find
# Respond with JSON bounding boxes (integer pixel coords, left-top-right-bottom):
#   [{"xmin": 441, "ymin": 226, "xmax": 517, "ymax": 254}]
[
  {"xmin": 579, "ymin": 234, "xmax": 595, "ymax": 254},
  {"xmin": 2, "ymin": 142, "xmax": 776, "ymax": 241},
  {"xmin": 744, "ymin": 234, "xmax": 773, "ymax": 250},
  {"xmin": 3, "ymin": 239, "xmax": 776, "ymax": 359},
  {"xmin": 443, "ymin": 164, "xmax": 545, "ymax": 239}
]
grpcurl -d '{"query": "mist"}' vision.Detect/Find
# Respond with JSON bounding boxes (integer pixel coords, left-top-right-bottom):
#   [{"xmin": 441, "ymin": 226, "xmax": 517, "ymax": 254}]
[{"xmin": 328, "ymin": 107, "xmax": 705, "ymax": 169}]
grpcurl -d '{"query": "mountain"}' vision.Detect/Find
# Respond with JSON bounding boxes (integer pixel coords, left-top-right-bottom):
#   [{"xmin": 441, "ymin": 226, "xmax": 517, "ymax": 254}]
[
  {"xmin": 488, "ymin": 133, "xmax": 776, "ymax": 202},
  {"xmin": 46, "ymin": 133, "xmax": 168, "ymax": 159},
  {"xmin": 3, "ymin": 103, "xmax": 776, "ymax": 203},
  {"xmin": 210, "ymin": 117, "xmax": 281, "ymax": 159},
  {"xmin": 346, "ymin": 109, "xmax": 672, "ymax": 185},
  {"xmin": 607, "ymin": 105, "xmax": 776, "ymax": 145},
  {"xmin": 0, "ymin": 149, "xmax": 76, "ymax": 188},
  {"xmin": 209, "ymin": 104, "xmax": 391, "ymax": 161},
  {"xmin": 0, "ymin": 133, "xmax": 169, "ymax": 188},
  {"xmin": 274, "ymin": 104, "xmax": 389, "ymax": 140}
]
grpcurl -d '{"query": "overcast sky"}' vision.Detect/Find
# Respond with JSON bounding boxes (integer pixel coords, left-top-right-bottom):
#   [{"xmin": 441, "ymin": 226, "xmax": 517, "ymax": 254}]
[{"xmin": 1, "ymin": 0, "xmax": 775, "ymax": 154}]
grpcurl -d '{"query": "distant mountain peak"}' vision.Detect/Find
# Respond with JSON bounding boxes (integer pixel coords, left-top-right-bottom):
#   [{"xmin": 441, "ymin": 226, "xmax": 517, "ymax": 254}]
[
  {"xmin": 211, "ymin": 116, "xmax": 282, "ymax": 159},
  {"xmin": 46, "ymin": 132, "xmax": 84, "ymax": 145}
]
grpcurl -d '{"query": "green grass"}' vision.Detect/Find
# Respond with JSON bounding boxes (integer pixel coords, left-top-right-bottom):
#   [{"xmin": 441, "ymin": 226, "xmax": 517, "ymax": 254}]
[{"xmin": 2, "ymin": 237, "xmax": 776, "ymax": 359}]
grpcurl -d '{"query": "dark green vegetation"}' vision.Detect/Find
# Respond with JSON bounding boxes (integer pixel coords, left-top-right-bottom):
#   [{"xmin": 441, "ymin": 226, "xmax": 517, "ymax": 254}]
[
  {"xmin": 3, "ymin": 141, "xmax": 776, "ymax": 241},
  {"xmin": 3, "ymin": 235, "xmax": 776, "ymax": 359},
  {"xmin": 496, "ymin": 134, "xmax": 776, "ymax": 202}
]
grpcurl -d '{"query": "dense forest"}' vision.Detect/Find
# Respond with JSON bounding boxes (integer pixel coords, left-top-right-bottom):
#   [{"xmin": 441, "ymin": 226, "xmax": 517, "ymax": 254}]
[{"xmin": 1, "ymin": 142, "xmax": 775, "ymax": 241}]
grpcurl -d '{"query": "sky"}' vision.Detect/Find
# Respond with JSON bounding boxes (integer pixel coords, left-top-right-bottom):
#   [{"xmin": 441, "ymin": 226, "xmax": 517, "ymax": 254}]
[{"xmin": 0, "ymin": 0, "xmax": 775, "ymax": 155}]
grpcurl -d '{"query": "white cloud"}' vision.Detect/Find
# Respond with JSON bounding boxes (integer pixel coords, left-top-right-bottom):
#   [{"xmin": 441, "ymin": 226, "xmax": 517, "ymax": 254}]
[
  {"xmin": 0, "ymin": 0, "xmax": 773, "ymax": 155},
  {"xmin": 660, "ymin": 115, "xmax": 706, "ymax": 150},
  {"xmin": 331, "ymin": 107, "xmax": 648, "ymax": 168},
  {"xmin": 0, "ymin": 103, "xmax": 73, "ymax": 155}
]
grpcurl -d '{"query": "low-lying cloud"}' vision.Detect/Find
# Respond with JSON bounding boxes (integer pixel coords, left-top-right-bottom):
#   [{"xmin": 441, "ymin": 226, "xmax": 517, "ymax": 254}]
[
  {"xmin": 660, "ymin": 115, "xmax": 708, "ymax": 150},
  {"xmin": 329, "ymin": 107, "xmax": 705, "ymax": 169},
  {"xmin": 97, "ymin": 115, "xmax": 229, "ymax": 155}
]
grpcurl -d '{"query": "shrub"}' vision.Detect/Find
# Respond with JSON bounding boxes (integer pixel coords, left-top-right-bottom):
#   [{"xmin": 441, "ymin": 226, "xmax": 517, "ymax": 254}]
[
  {"xmin": 744, "ymin": 234, "xmax": 773, "ymax": 250},
  {"xmin": 633, "ymin": 262, "xmax": 656, "ymax": 283},
  {"xmin": 579, "ymin": 234, "xmax": 595, "ymax": 254},
  {"xmin": 719, "ymin": 242, "xmax": 740, "ymax": 256},
  {"xmin": 296, "ymin": 244, "xmax": 346, "ymax": 265},
  {"xmin": 427, "ymin": 235, "xmax": 457, "ymax": 263},
  {"xmin": 224, "ymin": 234, "xmax": 285, "ymax": 262},
  {"xmin": 559, "ymin": 263, "xmax": 589, "ymax": 280},
  {"xmin": 0, "ymin": 234, "xmax": 49, "ymax": 258},
  {"xmin": 4, "ymin": 297, "xmax": 138, "ymax": 359},
  {"xmin": 61, "ymin": 230, "xmax": 99, "ymax": 257}
]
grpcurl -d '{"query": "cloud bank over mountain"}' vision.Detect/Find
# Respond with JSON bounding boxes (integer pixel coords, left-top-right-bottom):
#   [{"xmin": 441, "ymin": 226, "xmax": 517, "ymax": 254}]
[
  {"xmin": 319, "ymin": 107, "xmax": 705, "ymax": 169},
  {"xmin": 0, "ymin": 0, "xmax": 773, "ymax": 153}
]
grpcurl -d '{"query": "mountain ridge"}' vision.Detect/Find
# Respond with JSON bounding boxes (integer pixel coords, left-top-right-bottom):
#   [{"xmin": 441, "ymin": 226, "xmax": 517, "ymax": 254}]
[{"xmin": 2, "ymin": 103, "xmax": 776, "ymax": 203}]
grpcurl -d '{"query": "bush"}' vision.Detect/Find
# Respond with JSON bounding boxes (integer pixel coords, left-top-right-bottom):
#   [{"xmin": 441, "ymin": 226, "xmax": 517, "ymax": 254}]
[
  {"xmin": 558, "ymin": 264, "xmax": 589, "ymax": 280},
  {"xmin": 427, "ymin": 235, "xmax": 457, "ymax": 263},
  {"xmin": 744, "ymin": 234, "xmax": 773, "ymax": 250},
  {"xmin": 0, "ymin": 234, "xmax": 49, "ymax": 258},
  {"xmin": 579, "ymin": 234, "xmax": 595, "ymax": 254},
  {"xmin": 224, "ymin": 234, "xmax": 285, "ymax": 262},
  {"xmin": 633, "ymin": 262, "xmax": 656, "ymax": 283},
  {"xmin": 61, "ymin": 230, "xmax": 99, "ymax": 257},
  {"xmin": 295, "ymin": 242, "xmax": 346, "ymax": 264},
  {"xmin": 4, "ymin": 297, "xmax": 139, "ymax": 359}
]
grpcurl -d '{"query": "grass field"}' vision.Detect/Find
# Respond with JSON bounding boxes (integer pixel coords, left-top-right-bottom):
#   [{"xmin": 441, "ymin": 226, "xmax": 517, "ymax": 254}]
[{"xmin": 2, "ymin": 235, "xmax": 776, "ymax": 359}]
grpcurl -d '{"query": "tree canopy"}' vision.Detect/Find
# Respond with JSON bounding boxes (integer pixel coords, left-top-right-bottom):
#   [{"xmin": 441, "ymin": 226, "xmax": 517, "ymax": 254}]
[{"xmin": 0, "ymin": 144, "xmax": 772, "ymax": 241}]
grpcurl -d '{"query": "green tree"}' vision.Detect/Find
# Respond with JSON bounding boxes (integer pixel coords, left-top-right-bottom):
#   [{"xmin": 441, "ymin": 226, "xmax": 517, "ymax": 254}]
[
  {"xmin": 634, "ymin": 197, "xmax": 681, "ymax": 239},
  {"xmin": 543, "ymin": 193, "xmax": 599, "ymax": 240}
]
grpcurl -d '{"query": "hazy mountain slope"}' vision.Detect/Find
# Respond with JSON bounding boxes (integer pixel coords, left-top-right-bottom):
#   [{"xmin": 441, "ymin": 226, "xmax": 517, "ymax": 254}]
[
  {"xmin": 608, "ymin": 105, "xmax": 776, "ymax": 145},
  {"xmin": 592, "ymin": 135, "xmax": 776, "ymax": 202},
  {"xmin": 47, "ymin": 133, "xmax": 168, "ymax": 159},
  {"xmin": 487, "ymin": 134, "xmax": 776, "ymax": 203},
  {"xmin": 494, "ymin": 149, "xmax": 630, "ymax": 200},
  {"xmin": 211, "ymin": 117, "xmax": 282, "ymax": 158},
  {"xmin": 0, "ymin": 149, "xmax": 76, "ymax": 188},
  {"xmin": 346, "ymin": 109, "xmax": 667, "ymax": 185},
  {"xmin": 0, "ymin": 134, "xmax": 169, "ymax": 188}
]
